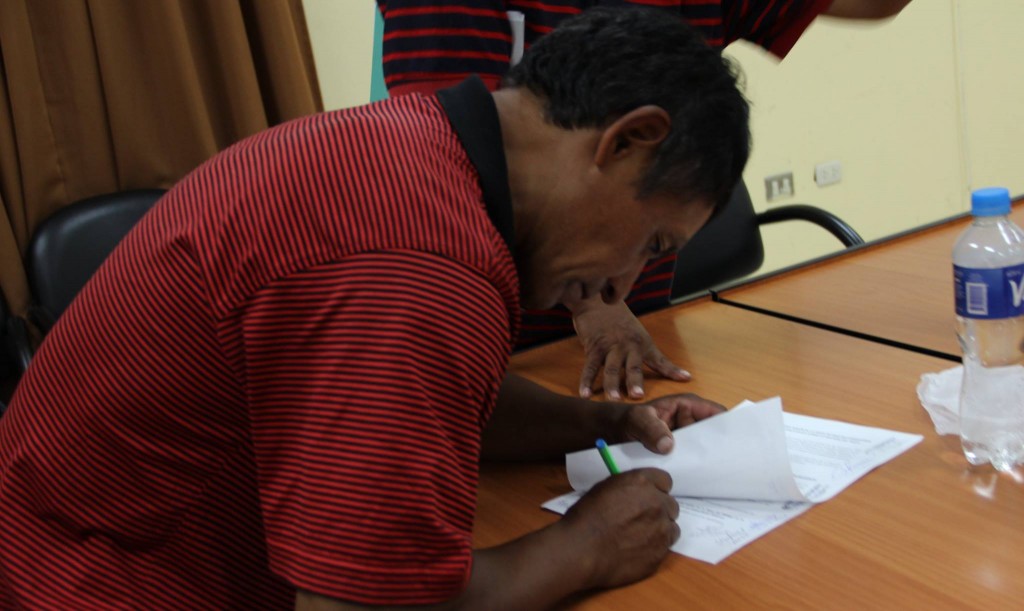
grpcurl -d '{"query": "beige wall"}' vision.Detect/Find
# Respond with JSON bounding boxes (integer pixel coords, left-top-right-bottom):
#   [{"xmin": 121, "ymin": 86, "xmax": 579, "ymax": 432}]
[
  {"xmin": 728, "ymin": 0, "xmax": 1024, "ymax": 275},
  {"xmin": 957, "ymin": 1, "xmax": 1024, "ymax": 195},
  {"xmin": 305, "ymin": 1, "xmax": 1024, "ymax": 276},
  {"xmin": 303, "ymin": 0, "xmax": 376, "ymax": 111}
]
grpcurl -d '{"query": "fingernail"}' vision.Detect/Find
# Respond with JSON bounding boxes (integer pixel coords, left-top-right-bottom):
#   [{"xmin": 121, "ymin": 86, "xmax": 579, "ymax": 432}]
[
  {"xmin": 656, "ymin": 436, "xmax": 674, "ymax": 454},
  {"xmin": 630, "ymin": 385, "xmax": 644, "ymax": 398},
  {"xmin": 676, "ymin": 368, "xmax": 691, "ymax": 380},
  {"xmin": 607, "ymin": 390, "xmax": 621, "ymax": 400},
  {"xmin": 579, "ymin": 387, "xmax": 592, "ymax": 399}
]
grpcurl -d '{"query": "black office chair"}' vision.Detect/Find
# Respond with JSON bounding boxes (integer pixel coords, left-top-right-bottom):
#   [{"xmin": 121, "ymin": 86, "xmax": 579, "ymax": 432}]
[
  {"xmin": 26, "ymin": 189, "xmax": 166, "ymax": 331},
  {"xmin": 672, "ymin": 182, "xmax": 863, "ymax": 299}
]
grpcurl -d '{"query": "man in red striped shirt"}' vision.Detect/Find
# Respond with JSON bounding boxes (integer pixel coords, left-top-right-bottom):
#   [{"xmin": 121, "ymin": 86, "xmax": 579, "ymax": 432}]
[
  {"xmin": 2, "ymin": 9, "xmax": 749, "ymax": 610},
  {"xmin": 377, "ymin": 0, "xmax": 912, "ymax": 400}
]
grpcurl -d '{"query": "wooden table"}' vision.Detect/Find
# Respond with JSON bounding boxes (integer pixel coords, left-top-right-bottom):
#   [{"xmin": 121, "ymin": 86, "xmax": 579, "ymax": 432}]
[
  {"xmin": 474, "ymin": 300, "xmax": 1024, "ymax": 609},
  {"xmin": 715, "ymin": 204, "xmax": 1024, "ymax": 360}
]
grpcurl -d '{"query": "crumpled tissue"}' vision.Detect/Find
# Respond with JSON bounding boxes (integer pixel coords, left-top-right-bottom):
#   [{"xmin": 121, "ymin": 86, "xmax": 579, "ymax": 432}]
[{"xmin": 916, "ymin": 365, "xmax": 963, "ymax": 436}]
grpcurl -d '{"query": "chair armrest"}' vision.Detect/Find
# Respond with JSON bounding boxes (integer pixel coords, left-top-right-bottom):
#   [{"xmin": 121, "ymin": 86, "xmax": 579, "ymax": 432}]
[{"xmin": 756, "ymin": 204, "xmax": 865, "ymax": 247}]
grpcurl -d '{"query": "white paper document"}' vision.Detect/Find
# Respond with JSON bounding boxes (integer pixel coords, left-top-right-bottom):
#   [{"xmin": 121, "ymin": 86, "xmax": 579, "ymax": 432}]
[{"xmin": 542, "ymin": 397, "xmax": 922, "ymax": 564}]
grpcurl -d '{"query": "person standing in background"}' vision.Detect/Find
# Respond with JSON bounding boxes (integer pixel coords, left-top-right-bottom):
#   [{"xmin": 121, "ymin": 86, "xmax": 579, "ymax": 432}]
[{"xmin": 375, "ymin": 0, "xmax": 911, "ymax": 400}]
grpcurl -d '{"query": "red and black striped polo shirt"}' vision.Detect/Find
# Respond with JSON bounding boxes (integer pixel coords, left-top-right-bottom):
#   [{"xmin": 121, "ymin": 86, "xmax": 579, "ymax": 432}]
[
  {"xmin": 0, "ymin": 77, "xmax": 519, "ymax": 609},
  {"xmin": 377, "ymin": 0, "xmax": 830, "ymax": 347}
]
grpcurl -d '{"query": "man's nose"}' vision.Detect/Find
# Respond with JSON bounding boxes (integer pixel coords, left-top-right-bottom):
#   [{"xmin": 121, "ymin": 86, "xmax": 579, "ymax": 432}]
[{"xmin": 600, "ymin": 260, "xmax": 646, "ymax": 304}]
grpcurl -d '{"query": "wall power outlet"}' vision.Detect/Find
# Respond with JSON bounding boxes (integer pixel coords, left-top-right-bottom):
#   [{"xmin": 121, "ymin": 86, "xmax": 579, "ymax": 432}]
[{"xmin": 765, "ymin": 172, "xmax": 794, "ymax": 201}]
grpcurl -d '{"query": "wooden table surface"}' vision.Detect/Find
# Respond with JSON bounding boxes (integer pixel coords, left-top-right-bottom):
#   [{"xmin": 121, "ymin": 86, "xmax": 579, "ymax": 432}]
[
  {"xmin": 474, "ymin": 300, "xmax": 1024, "ymax": 610},
  {"xmin": 717, "ymin": 204, "xmax": 1024, "ymax": 360}
]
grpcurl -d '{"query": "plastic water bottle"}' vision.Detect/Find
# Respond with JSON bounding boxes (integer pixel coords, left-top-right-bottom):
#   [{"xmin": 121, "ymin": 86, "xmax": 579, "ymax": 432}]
[{"xmin": 953, "ymin": 187, "xmax": 1024, "ymax": 471}]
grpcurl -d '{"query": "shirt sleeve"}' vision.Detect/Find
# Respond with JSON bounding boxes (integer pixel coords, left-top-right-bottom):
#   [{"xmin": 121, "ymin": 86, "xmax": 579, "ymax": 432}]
[
  {"xmin": 377, "ymin": 0, "xmax": 512, "ymax": 95},
  {"xmin": 238, "ymin": 251, "xmax": 512, "ymax": 605},
  {"xmin": 723, "ymin": 0, "xmax": 833, "ymax": 58}
]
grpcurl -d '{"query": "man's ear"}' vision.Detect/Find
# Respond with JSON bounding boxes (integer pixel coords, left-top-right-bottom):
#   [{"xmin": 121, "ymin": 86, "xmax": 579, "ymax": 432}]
[{"xmin": 594, "ymin": 105, "xmax": 671, "ymax": 168}]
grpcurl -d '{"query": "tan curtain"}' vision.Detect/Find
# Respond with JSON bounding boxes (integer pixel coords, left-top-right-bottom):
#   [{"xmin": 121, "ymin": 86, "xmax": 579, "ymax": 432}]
[{"xmin": 0, "ymin": 0, "xmax": 323, "ymax": 317}]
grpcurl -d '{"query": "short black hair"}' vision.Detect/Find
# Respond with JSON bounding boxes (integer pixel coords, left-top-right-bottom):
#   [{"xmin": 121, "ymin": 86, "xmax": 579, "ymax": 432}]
[{"xmin": 503, "ymin": 7, "xmax": 750, "ymax": 207}]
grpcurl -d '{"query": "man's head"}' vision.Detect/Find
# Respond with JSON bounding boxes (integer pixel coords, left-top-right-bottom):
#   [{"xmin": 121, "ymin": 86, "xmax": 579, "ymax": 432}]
[{"xmin": 496, "ymin": 7, "xmax": 750, "ymax": 309}]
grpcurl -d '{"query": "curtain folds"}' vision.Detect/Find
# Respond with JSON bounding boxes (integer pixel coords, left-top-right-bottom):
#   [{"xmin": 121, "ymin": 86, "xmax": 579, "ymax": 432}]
[{"xmin": 0, "ymin": 0, "xmax": 323, "ymax": 316}]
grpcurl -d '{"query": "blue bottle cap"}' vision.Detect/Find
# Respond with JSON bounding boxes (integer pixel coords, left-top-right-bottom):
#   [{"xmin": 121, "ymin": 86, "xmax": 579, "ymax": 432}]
[{"xmin": 971, "ymin": 187, "xmax": 1011, "ymax": 216}]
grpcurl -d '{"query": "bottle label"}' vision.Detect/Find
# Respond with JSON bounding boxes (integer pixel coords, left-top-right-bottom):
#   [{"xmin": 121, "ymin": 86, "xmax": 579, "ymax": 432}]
[{"xmin": 954, "ymin": 263, "xmax": 1024, "ymax": 319}]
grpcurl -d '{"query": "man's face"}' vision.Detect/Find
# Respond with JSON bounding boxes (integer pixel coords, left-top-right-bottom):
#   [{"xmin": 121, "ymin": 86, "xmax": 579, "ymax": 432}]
[{"xmin": 517, "ymin": 173, "xmax": 714, "ymax": 310}]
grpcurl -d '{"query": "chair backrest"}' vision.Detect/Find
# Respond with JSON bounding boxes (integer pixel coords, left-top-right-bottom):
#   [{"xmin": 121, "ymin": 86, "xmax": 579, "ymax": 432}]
[
  {"xmin": 27, "ymin": 189, "xmax": 166, "ymax": 327},
  {"xmin": 671, "ymin": 182, "xmax": 765, "ymax": 300}
]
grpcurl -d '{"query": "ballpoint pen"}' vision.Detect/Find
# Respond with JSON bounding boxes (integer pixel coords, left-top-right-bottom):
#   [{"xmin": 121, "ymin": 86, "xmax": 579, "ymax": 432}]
[{"xmin": 595, "ymin": 438, "xmax": 620, "ymax": 475}]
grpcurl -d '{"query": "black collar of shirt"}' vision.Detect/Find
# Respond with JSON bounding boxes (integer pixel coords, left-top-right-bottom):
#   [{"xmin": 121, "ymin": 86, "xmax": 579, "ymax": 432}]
[{"xmin": 436, "ymin": 76, "xmax": 515, "ymax": 257}]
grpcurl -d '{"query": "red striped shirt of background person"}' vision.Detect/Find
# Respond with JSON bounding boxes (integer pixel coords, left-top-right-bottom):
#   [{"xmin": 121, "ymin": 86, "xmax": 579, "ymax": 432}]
[{"xmin": 377, "ymin": 0, "xmax": 830, "ymax": 348}]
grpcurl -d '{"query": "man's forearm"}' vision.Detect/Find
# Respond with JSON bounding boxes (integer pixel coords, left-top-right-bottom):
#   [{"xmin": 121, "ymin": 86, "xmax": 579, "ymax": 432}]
[
  {"xmin": 454, "ymin": 520, "xmax": 593, "ymax": 610},
  {"xmin": 481, "ymin": 373, "xmax": 627, "ymax": 461}
]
